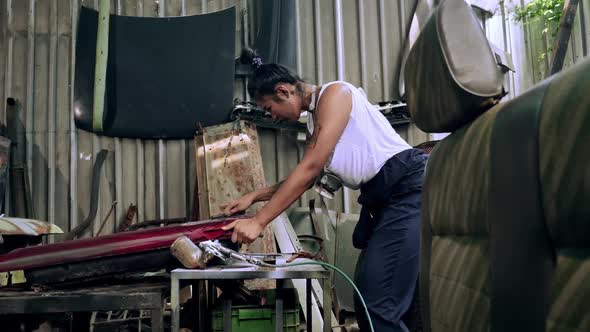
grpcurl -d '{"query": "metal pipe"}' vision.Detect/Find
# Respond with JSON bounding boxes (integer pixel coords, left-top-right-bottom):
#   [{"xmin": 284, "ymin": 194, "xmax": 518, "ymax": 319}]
[
  {"xmin": 358, "ymin": 0, "xmax": 368, "ymax": 89},
  {"xmin": 48, "ymin": 0, "xmax": 58, "ymax": 235},
  {"xmin": 25, "ymin": 0, "xmax": 35, "ymax": 217},
  {"xmin": 136, "ymin": 0, "xmax": 144, "ymax": 223},
  {"xmin": 113, "ymin": 0, "xmax": 123, "ymax": 234},
  {"xmin": 334, "ymin": 0, "xmax": 350, "ymax": 213},
  {"xmin": 5, "ymin": 0, "xmax": 15, "ymax": 215},
  {"xmin": 295, "ymin": 0, "xmax": 304, "ymax": 206},
  {"xmin": 159, "ymin": 0, "xmax": 166, "ymax": 16},
  {"xmin": 500, "ymin": 1, "xmax": 516, "ymax": 98},
  {"xmin": 158, "ymin": 0, "xmax": 166, "ymax": 219},
  {"xmin": 378, "ymin": 0, "xmax": 389, "ymax": 100},
  {"xmin": 3, "ymin": 0, "xmax": 14, "ymax": 127},
  {"xmin": 93, "ymin": 0, "xmax": 110, "ymax": 132},
  {"xmin": 5, "ymin": 98, "xmax": 15, "ymax": 215},
  {"xmin": 312, "ymin": 0, "xmax": 324, "ymax": 210},
  {"xmin": 70, "ymin": 0, "xmax": 79, "ymax": 228},
  {"xmin": 334, "ymin": 0, "xmax": 345, "ymax": 81},
  {"xmin": 314, "ymin": 0, "xmax": 323, "ymax": 83},
  {"xmin": 295, "ymin": 0, "xmax": 302, "ymax": 74},
  {"xmin": 241, "ymin": 0, "xmax": 249, "ymax": 101},
  {"xmin": 91, "ymin": 0, "xmax": 102, "ymax": 234}
]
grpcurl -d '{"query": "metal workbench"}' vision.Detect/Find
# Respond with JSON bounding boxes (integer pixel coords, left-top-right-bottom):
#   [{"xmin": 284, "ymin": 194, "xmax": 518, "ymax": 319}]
[
  {"xmin": 171, "ymin": 258, "xmax": 332, "ymax": 332},
  {"xmin": 0, "ymin": 282, "xmax": 166, "ymax": 331}
]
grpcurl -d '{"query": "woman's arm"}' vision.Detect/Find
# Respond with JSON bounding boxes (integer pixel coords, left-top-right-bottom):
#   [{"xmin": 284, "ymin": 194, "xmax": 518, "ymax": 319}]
[
  {"xmin": 220, "ymin": 181, "xmax": 284, "ymax": 216},
  {"xmin": 254, "ymin": 181, "xmax": 284, "ymax": 202}
]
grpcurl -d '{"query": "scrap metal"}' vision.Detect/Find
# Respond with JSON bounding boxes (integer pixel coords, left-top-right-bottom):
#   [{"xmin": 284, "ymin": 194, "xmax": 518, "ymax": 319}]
[
  {"xmin": 0, "ymin": 217, "xmax": 237, "ymax": 274},
  {"xmin": 0, "ymin": 217, "xmax": 63, "ymax": 236}
]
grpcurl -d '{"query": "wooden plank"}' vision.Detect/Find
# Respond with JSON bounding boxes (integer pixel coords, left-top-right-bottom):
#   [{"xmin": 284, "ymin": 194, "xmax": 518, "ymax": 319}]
[
  {"xmin": 194, "ymin": 134, "xmax": 209, "ymax": 220},
  {"xmin": 550, "ymin": 0, "xmax": 580, "ymax": 75}
]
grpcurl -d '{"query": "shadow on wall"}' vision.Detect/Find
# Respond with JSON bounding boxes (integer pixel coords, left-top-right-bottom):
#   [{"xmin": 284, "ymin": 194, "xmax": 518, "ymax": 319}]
[{"xmin": 4, "ymin": 97, "xmax": 74, "ymax": 243}]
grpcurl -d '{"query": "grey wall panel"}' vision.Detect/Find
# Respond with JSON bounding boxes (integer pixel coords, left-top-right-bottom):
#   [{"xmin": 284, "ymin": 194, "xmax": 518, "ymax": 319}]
[
  {"xmin": 360, "ymin": 0, "xmax": 382, "ymax": 101},
  {"xmin": 143, "ymin": 140, "xmax": 158, "ymax": 221},
  {"xmin": 1, "ymin": 0, "xmax": 6, "ymax": 129},
  {"xmin": 1, "ymin": 0, "xmax": 438, "ymax": 237},
  {"xmin": 32, "ymin": 0, "xmax": 51, "ymax": 225},
  {"xmin": 296, "ymin": 1, "xmax": 316, "ymax": 83},
  {"xmin": 54, "ymin": 0, "xmax": 72, "ymax": 239},
  {"xmin": 318, "ymin": 0, "xmax": 338, "ymax": 84},
  {"xmin": 342, "ymin": 0, "xmax": 361, "ymax": 86},
  {"xmin": 115, "ymin": 0, "xmax": 139, "ymax": 229}
]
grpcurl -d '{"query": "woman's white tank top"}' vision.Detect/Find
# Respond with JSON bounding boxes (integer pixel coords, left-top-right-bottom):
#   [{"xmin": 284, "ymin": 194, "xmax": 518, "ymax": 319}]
[{"xmin": 307, "ymin": 81, "xmax": 411, "ymax": 189}]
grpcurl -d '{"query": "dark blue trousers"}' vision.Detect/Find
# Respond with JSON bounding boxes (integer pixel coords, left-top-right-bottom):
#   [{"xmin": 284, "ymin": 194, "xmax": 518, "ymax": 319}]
[{"xmin": 353, "ymin": 149, "xmax": 426, "ymax": 332}]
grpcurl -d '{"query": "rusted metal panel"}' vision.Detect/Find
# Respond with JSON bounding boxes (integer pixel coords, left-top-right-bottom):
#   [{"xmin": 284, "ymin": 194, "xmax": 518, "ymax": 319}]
[
  {"xmin": 201, "ymin": 121, "xmax": 264, "ymax": 217},
  {"xmin": 199, "ymin": 121, "xmax": 276, "ymax": 288},
  {"xmin": 0, "ymin": 217, "xmax": 64, "ymax": 236}
]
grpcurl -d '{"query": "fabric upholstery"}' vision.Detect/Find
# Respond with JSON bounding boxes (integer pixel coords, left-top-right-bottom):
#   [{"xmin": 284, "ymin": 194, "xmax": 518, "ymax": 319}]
[
  {"xmin": 538, "ymin": 60, "xmax": 590, "ymax": 248},
  {"xmin": 422, "ymin": 56, "xmax": 590, "ymax": 331},
  {"xmin": 423, "ymin": 104, "xmax": 500, "ymax": 332},
  {"xmin": 430, "ymin": 236, "xmax": 490, "ymax": 332},
  {"xmin": 540, "ymin": 57, "xmax": 590, "ymax": 332}
]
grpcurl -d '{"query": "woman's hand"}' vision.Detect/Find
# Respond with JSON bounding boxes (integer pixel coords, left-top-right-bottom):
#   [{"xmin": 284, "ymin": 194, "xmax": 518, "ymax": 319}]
[
  {"xmin": 221, "ymin": 217, "xmax": 265, "ymax": 244},
  {"xmin": 220, "ymin": 193, "xmax": 255, "ymax": 216}
]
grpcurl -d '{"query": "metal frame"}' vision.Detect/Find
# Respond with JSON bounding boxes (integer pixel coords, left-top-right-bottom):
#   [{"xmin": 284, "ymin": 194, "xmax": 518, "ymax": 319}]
[
  {"xmin": 171, "ymin": 259, "xmax": 332, "ymax": 332},
  {"xmin": 273, "ymin": 212, "xmax": 337, "ymax": 331},
  {"xmin": 0, "ymin": 283, "xmax": 166, "ymax": 331},
  {"xmin": 231, "ymin": 100, "xmax": 411, "ymax": 132}
]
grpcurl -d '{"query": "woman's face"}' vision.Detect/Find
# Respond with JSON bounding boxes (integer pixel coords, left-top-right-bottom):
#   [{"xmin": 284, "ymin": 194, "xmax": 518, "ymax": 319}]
[{"xmin": 256, "ymin": 84, "xmax": 301, "ymax": 122}]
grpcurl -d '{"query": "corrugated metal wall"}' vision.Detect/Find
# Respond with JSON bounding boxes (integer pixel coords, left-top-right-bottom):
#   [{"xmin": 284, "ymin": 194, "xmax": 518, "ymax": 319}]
[
  {"xmin": 1, "ymin": 0, "xmax": 428, "ymax": 238},
  {"xmin": 484, "ymin": 0, "xmax": 589, "ymax": 99}
]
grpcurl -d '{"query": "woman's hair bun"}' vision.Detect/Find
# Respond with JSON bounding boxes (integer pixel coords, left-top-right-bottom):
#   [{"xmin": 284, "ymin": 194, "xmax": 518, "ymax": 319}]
[{"xmin": 240, "ymin": 47, "xmax": 263, "ymax": 69}]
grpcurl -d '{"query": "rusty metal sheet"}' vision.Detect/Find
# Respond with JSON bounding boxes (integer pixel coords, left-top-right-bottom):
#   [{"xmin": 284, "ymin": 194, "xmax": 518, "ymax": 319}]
[
  {"xmin": 0, "ymin": 217, "xmax": 64, "ymax": 236},
  {"xmin": 202, "ymin": 121, "xmax": 263, "ymax": 217},
  {"xmin": 200, "ymin": 121, "xmax": 276, "ymax": 289}
]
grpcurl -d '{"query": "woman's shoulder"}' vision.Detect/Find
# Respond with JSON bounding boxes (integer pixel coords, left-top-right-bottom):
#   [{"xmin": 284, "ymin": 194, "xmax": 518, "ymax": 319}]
[
  {"xmin": 322, "ymin": 80, "xmax": 355, "ymax": 88},
  {"xmin": 319, "ymin": 81, "xmax": 355, "ymax": 97}
]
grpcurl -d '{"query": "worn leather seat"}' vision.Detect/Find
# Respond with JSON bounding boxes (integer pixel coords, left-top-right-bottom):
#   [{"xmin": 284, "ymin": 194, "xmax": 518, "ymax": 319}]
[{"xmin": 404, "ymin": 1, "xmax": 590, "ymax": 331}]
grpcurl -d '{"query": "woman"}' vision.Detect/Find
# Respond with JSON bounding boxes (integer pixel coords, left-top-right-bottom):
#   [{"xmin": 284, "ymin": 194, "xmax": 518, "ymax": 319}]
[{"xmin": 221, "ymin": 48, "xmax": 427, "ymax": 332}]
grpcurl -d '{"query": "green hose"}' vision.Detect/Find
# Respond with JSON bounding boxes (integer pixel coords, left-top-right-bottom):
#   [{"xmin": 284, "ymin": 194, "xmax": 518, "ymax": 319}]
[{"xmin": 261, "ymin": 261, "xmax": 375, "ymax": 332}]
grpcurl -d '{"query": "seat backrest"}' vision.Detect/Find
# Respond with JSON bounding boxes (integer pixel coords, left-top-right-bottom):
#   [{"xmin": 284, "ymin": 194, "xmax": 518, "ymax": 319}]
[{"xmin": 404, "ymin": 1, "xmax": 590, "ymax": 331}]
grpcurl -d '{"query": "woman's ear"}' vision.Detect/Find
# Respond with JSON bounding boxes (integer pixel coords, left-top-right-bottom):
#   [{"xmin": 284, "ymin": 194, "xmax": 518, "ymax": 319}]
[{"xmin": 274, "ymin": 85, "xmax": 291, "ymax": 100}]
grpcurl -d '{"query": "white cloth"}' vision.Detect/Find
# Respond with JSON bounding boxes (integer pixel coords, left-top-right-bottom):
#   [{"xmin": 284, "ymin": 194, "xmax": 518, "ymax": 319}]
[{"xmin": 307, "ymin": 81, "xmax": 411, "ymax": 189}]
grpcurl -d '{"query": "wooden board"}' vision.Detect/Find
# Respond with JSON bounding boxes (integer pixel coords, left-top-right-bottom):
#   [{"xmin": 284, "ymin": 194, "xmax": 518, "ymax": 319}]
[{"xmin": 194, "ymin": 134, "xmax": 209, "ymax": 220}]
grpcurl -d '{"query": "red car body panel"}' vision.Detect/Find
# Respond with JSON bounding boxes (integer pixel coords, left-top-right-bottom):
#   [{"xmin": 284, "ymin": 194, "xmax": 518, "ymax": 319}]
[{"xmin": 0, "ymin": 218, "xmax": 235, "ymax": 272}]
